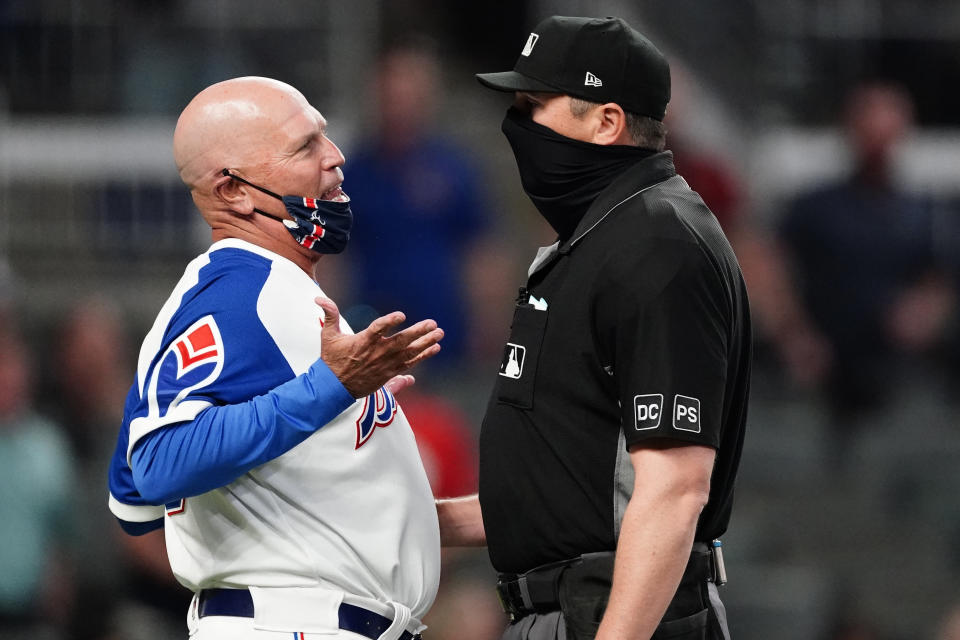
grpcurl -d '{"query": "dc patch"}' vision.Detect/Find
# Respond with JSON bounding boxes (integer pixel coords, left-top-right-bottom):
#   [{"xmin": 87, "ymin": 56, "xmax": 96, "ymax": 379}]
[
  {"xmin": 673, "ymin": 395, "xmax": 701, "ymax": 433},
  {"xmin": 499, "ymin": 343, "xmax": 526, "ymax": 379},
  {"xmin": 633, "ymin": 394, "xmax": 663, "ymax": 431}
]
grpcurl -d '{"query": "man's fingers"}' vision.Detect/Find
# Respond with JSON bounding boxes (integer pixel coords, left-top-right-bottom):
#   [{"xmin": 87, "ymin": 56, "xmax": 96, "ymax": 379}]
[
  {"xmin": 402, "ymin": 327, "xmax": 445, "ymax": 356},
  {"xmin": 404, "ymin": 343, "xmax": 442, "ymax": 368},
  {"xmin": 387, "ymin": 319, "xmax": 440, "ymax": 348},
  {"xmin": 364, "ymin": 311, "xmax": 408, "ymax": 341},
  {"xmin": 315, "ymin": 297, "xmax": 341, "ymax": 332},
  {"xmin": 384, "ymin": 374, "xmax": 416, "ymax": 395}
]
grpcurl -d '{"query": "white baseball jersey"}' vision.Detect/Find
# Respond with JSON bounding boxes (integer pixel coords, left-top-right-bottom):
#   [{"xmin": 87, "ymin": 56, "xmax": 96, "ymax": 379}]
[{"xmin": 107, "ymin": 238, "xmax": 440, "ymax": 620}]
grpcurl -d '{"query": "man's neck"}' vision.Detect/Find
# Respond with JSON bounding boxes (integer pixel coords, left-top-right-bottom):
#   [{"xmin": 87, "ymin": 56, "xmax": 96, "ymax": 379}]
[{"xmin": 211, "ymin": 228, "xmax": 319, "ymax": 280}]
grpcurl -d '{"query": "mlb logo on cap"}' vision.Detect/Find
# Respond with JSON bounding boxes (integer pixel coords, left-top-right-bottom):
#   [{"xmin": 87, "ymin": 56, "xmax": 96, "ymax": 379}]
[{"xmin": 521, "ymin": 33, "xmax": 539, "ymax": 56}]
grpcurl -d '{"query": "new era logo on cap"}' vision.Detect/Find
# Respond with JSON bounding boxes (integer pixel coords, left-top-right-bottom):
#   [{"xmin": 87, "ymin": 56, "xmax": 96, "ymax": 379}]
[
  {"xmin": 584, "ymin": 71, "xmax": 602, "ymax": 87},
  {"xmin": 521, "ymin": 33, "xmax": 539, "ymax": 57}
]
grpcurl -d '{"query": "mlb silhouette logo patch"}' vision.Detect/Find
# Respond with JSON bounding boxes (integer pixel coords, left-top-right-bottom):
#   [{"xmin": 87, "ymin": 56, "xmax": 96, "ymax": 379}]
[
  {"xmin": 634, "ymin": 394, "xmax": 663, "ymax": 431},
  {"xmin": 499, "ymin": 343, "xmax": 526, "ymax": 379},
  {"xmin": 673, "ymin": 395, "xmax": 701, "ymax": 433}
]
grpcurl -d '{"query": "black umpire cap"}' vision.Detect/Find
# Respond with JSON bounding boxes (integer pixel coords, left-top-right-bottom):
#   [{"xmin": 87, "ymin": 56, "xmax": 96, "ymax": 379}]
[{"xmin": 476, "ymin": 15, "xmax": 671, "ymax": 121}]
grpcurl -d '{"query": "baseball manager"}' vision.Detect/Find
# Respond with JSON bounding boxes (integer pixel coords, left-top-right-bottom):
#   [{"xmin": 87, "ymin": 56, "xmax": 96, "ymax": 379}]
[{"xmin": 107, "ymin": 77, "xmax": 445, "ymax": 640}]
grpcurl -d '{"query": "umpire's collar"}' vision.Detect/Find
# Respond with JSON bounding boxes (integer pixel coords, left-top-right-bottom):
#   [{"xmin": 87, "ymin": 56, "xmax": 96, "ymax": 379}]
[
  {"xmin": 527, "ymin": 151, "xmax": 675, "ymax": 277},
  {"xmin": 561, "ymin": 150, "xmax": 676, "ymax": 254}
]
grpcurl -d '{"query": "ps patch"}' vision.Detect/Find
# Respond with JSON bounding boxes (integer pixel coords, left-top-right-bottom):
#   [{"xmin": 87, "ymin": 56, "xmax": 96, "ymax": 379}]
[
  {"xmin": 673, "ymin": 395, "xmax": 701, "ymax": 433},
  {"xmin": 633, "ymin": 394, "xmax": 664, "ymax": 430}
]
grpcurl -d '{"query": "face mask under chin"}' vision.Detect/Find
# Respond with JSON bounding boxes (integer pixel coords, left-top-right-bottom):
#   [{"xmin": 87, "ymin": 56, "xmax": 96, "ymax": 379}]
[{"xmin": 221, "ymin": 170, "xmax": 353, "ymax": 254}]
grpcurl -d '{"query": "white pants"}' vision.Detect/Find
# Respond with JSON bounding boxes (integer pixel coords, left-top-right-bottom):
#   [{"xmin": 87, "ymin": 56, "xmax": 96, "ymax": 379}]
[{"xmin": 188, "ymin": 615, "xmax": 374, "ymax": 640}]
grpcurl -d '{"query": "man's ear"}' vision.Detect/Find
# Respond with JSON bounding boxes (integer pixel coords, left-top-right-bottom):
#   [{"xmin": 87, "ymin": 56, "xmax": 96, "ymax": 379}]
[
  {"xmin": 214, "ymin": 173, "xmax": 255, "ymax": 215},
  {"xmin": 592, "ymin": 103, "xmax": 632, "ymax": 146}
]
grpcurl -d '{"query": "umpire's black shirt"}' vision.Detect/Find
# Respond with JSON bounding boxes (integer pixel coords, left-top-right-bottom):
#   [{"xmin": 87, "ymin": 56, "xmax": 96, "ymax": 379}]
[{"xmin": 479, "ymin": 151, "xmax": 751, "ymax": 574}]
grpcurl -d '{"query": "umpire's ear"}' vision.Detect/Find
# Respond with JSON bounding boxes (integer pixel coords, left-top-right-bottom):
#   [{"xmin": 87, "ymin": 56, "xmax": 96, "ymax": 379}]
[
  {"xmin": 592, "ymin": 102, "xmax": 630, "ymax": 146},
  {"xmin": 214, "ymin": 171, "xmax": 256, "ymax": 216}
]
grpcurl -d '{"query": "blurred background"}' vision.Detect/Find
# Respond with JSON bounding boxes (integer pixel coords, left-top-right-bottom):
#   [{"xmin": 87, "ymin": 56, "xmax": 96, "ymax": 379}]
[{"xmin": 3, "ymin": 0, "xmax": 960, "ymax": 638}]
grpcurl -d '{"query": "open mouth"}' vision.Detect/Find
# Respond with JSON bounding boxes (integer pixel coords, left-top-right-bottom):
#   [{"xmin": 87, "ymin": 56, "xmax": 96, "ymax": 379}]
[{"xmin": 321, "ymin": 185, "xmax": 350, "ymax": 203}]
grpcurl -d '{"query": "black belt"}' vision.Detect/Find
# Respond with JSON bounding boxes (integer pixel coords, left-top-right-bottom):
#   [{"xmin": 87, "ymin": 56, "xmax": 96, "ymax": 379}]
[
  {"xmin": 198, "ymin": 588, "xmax": 421, "ymax": 640},
  {"xmin": 495, "ymin": 541, "xmax": 725, "ymax": 622}
]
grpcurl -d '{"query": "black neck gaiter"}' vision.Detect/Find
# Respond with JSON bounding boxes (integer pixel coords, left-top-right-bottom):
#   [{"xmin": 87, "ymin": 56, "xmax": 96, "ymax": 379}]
[{"xmin": 501, "ymin": 107, "xmax": 655, "ymax": 241}]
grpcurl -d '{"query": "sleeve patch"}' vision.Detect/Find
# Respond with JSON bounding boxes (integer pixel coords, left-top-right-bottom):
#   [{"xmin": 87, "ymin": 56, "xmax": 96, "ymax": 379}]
[
  {"xmin": 127, "ymin": 315, "xmax": 225, "ymax": 461},
  {"xmin": 152, "ymin": 316, "xmax": 225, "ymax": 419},
  {"xmin": 672, "ymin": 395, "xmax": 701, "ymax": 433},
  {"xmin": 633, "ymin": 394, "xmax": 664, "ymax": 430}
]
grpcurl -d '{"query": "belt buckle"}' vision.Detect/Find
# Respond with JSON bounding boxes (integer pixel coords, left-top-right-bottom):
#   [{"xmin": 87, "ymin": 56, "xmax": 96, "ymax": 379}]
[{"xmin": 495, "ymin": 580, "xmax": 521, "ymax": 622}]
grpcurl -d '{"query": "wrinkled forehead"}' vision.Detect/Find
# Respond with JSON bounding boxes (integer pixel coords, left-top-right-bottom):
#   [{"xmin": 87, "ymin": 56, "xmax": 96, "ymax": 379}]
[
  {"xmin": 234, "ymin": 88, "xmax": 324, "ymax": 148},
  {"xmin": 274, "ymin": 101, "xmax": 326, "ymax": 147}
]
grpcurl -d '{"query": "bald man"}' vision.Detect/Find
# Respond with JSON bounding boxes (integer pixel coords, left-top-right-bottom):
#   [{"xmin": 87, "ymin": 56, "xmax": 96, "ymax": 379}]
[{"xmin": 108, "ymin": 77, "xmax": 445, "ymax": 640}]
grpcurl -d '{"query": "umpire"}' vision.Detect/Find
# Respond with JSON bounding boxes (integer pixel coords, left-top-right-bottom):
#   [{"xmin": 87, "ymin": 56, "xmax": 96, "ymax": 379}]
[{"xmin": 475, "ymin": 15, "xmax": 750, "ymax": 640}]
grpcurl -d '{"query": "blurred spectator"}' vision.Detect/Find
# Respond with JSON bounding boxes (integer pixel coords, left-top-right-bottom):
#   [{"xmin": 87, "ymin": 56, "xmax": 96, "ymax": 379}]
[
  {"xmin": 664, "ymin": 67, "xmax": 831, "ymax": 389},
  {"xmin": 397, "ymin": 387, "xmax": 499, "ymax": 638},
  {"xmin": 0, "ymin": 255, "xmax": 17, "ymax": 327},
  {"xmin": 938, "ymin": 601, "xmax": 960, "ymax": 640},
  {"xmin": 0, "ymin": 321, "xmax": 75, "ymax": 640},
  {"xmin": 664, "ymin": 71, "xmax": 744, "ymax": 231},
  {"xmin": 402, "ymin": 391, "xmax": 478, "ymax": 499},
  {"xmin": 343, "ymin": 37, "xmax": 491, "ymax": 365},
  {"xmin": 826, "ymin": 619, "xmax": 887, "ymax": 640},
  {"xmin": 51, "ymin": 297, "xmax": 132, "ymax": 458},
  {"xmin": 400, "ymin": 391, "xmax": 501, "ymax": 637},
  {"xmin": 422, "ymin": 552, "xmax": 506, "ymax": 640},
  {"xmin": 733, "ymin": 226, "xmax": 835, "ymax": 389},
  {"xmin": 46, "ymin": 298, "xmax": 187, "ymax": 639},
  {"xmin": 778, "ymin": 82, "xmax": 954, "ymax": 421},
  {"xmin": 671, "ymin": 134, "xmax": 742, "ymax": 230}
]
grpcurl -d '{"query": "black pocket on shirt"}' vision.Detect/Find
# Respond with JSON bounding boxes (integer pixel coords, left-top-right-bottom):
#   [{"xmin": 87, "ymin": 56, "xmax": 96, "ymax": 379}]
[{"xmin": 494, "ymin": 304, "xmax": 548, "ymax": 410}]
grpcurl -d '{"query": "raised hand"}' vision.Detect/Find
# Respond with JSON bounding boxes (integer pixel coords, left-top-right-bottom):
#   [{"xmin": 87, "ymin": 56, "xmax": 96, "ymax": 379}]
[{"xmin": 316, "ymin": 297, "xmax": 443, "ymax": 398}]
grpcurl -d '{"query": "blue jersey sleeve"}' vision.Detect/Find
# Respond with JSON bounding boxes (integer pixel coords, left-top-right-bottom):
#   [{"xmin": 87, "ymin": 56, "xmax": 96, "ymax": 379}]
[
  {"xmin": 108, "ymin": 382, "xmax": 166, "ymax": 535},
  {"xmin": 131, "ymin": 358, "xmax": 353, "ymax": 504}
]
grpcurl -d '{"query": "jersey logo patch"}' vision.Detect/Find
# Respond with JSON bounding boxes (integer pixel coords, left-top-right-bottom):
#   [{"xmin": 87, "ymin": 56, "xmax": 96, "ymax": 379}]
[
  {"xmin": 673, "ymin": 395, "xmax": 701, "ymax": 433},
  {"xmin": 634, "ymin": 394, "xmax": 663, "ymax": 430},
  {"xmin": 355, "ymin": 387, "xmax": 398, "ymax": 449},
  {"xmin": 149, "ymin": 316, "xmax": 225, "ymax": 419},
  {"xmin": 173, "ymin": 321, "xmax": 220, "ymax": 375},
  {"xmin": 499, "ymin": 343, "xmax": 526, "ymax": 379}
]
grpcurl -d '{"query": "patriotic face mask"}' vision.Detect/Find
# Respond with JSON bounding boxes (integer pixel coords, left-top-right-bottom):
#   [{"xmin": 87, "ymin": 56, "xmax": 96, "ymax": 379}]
[{"xmin": 221, "ymin": 169, "xmax": 353, "ymax": 255}]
